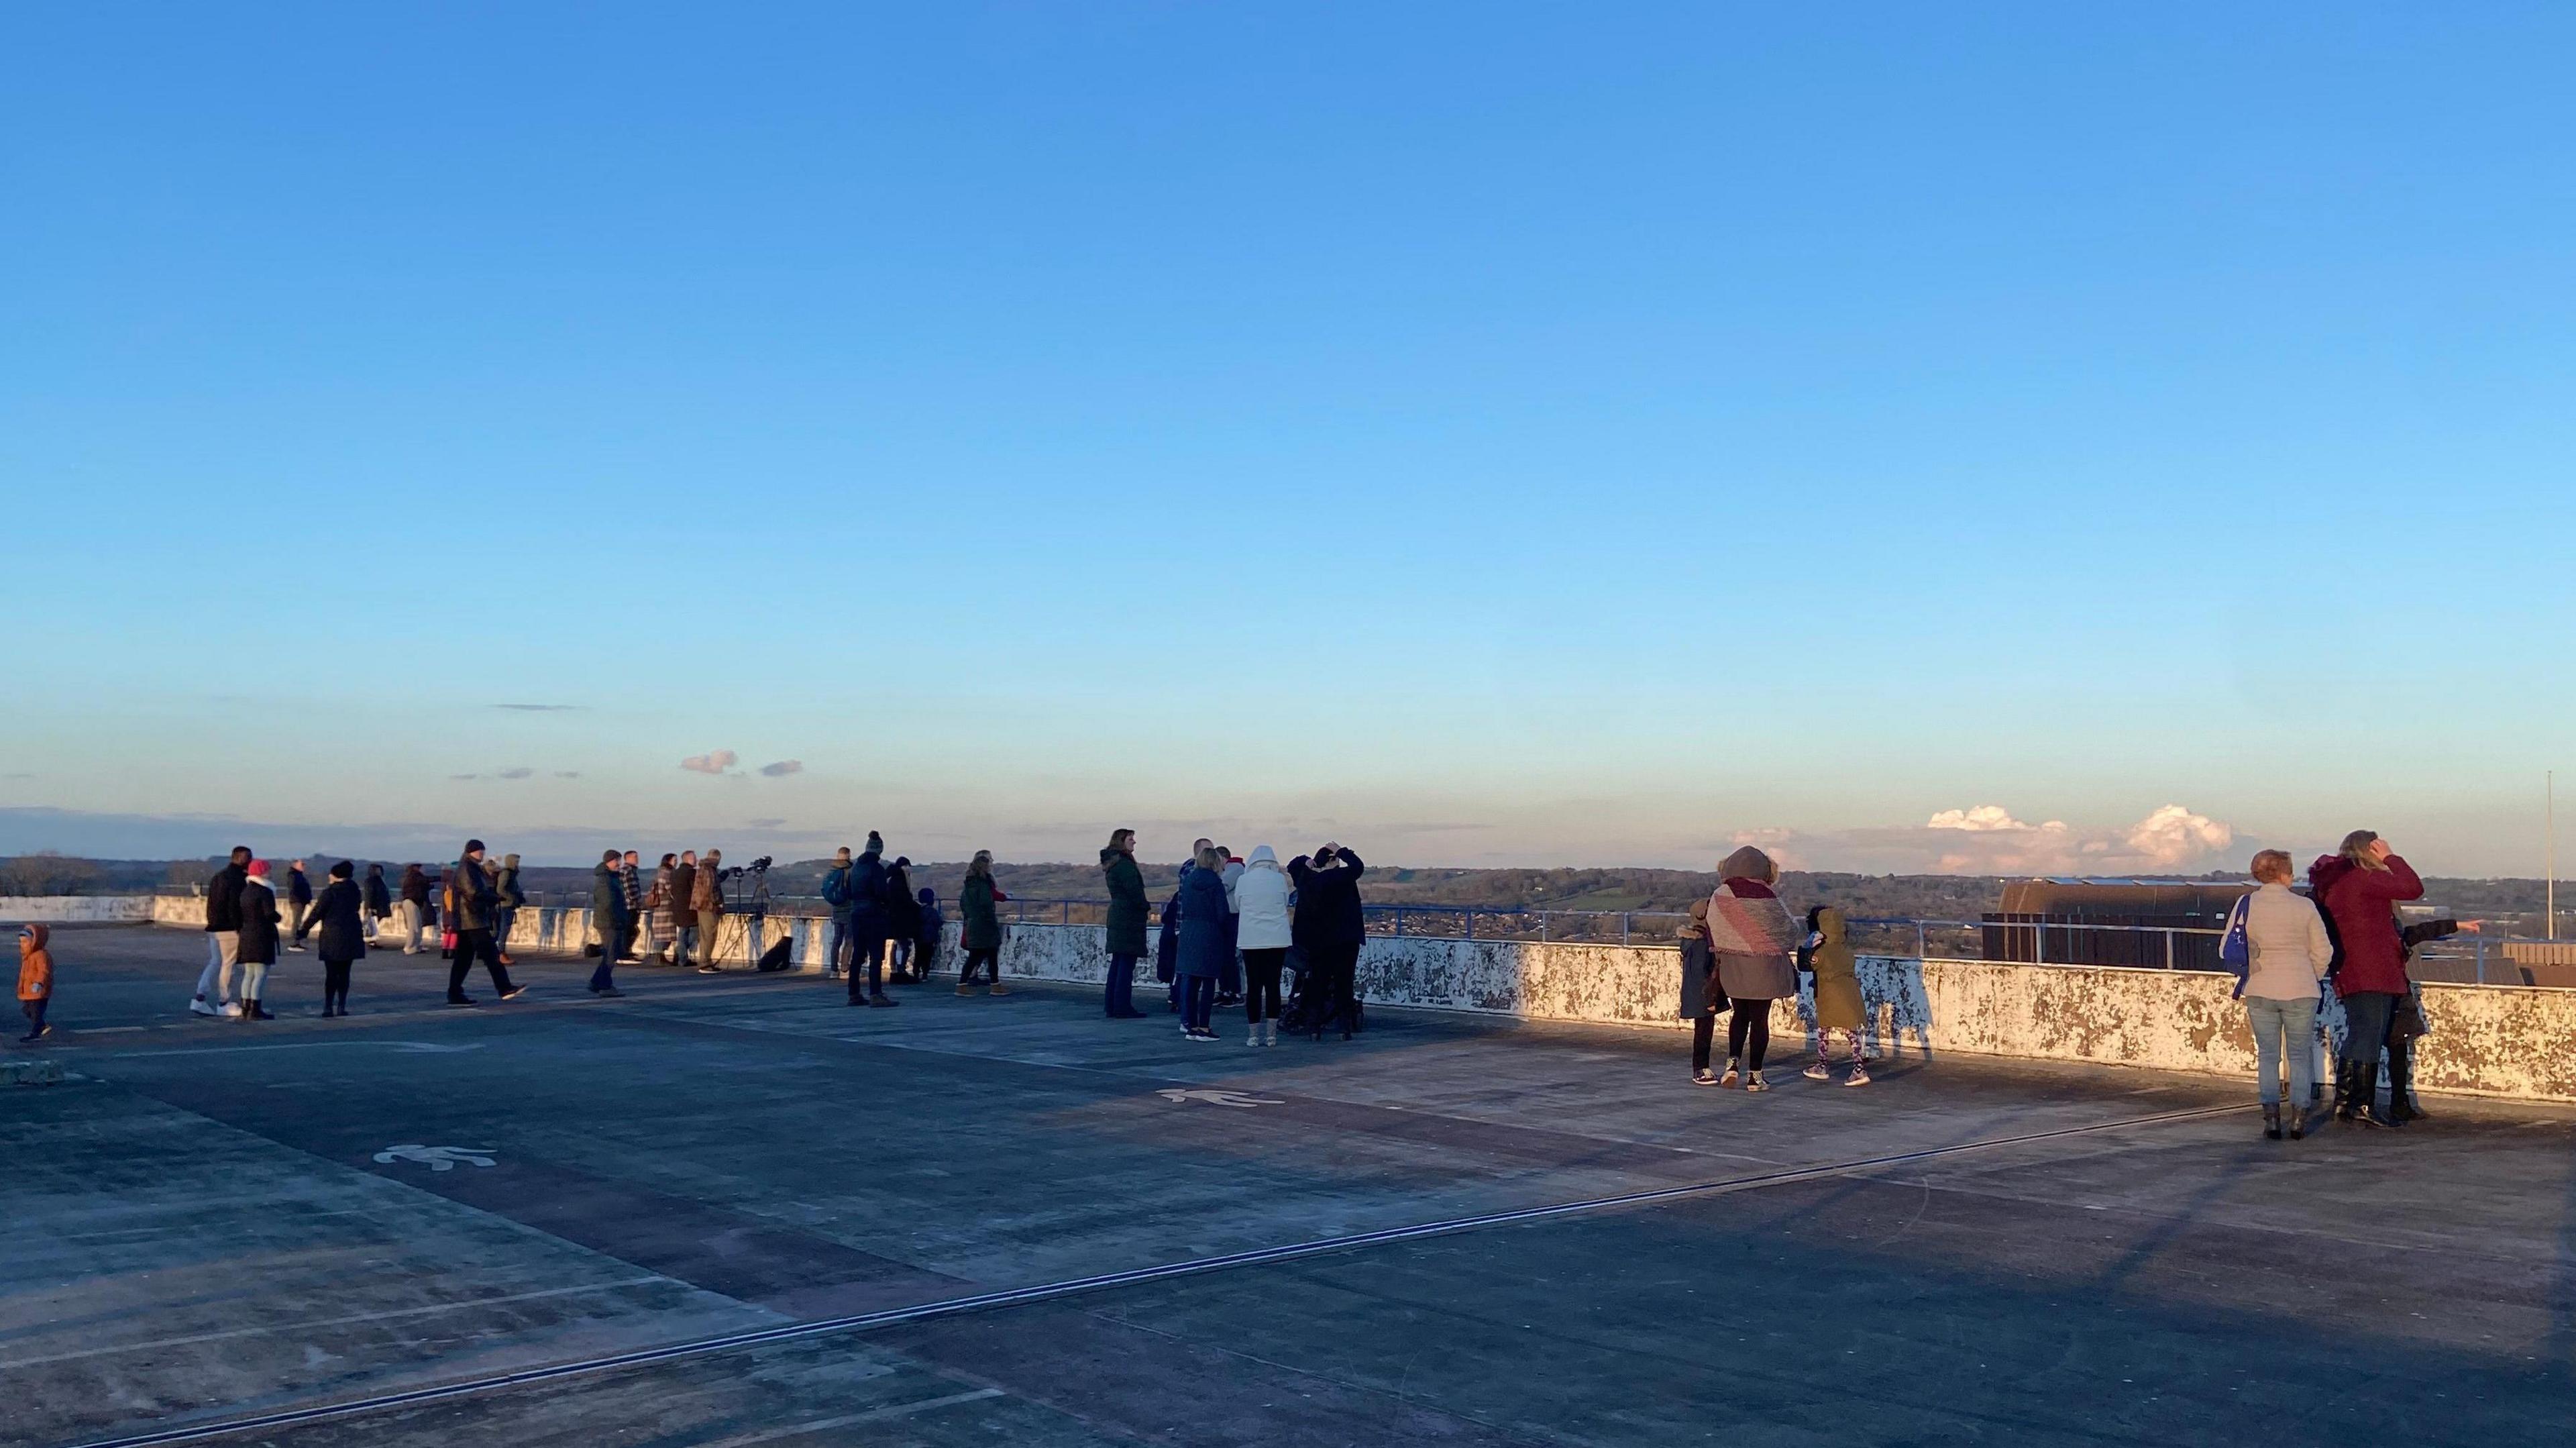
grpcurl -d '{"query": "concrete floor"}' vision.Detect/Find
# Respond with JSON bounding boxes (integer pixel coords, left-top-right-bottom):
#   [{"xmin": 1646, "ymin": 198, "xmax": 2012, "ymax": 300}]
[{"xmin": 6, "ymin": 925, "xmax": 2575, "ymax": 1447}]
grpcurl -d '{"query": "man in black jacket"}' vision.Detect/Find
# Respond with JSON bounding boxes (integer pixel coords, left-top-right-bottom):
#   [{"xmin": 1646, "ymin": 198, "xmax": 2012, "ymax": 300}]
[
  {"xmin": 589, "ymin": 849, "xmax": 630, "ymax": 996},
  {"xmin": 445, "ymin": 840, "xmax": 522, "ymax": 1006},
  {"xmin": 1289, "ymin": 843, "xmax": 1367, "ymax": 1040},
  {"xmin": 284, "ymin": 860, "xmax": 314, "ymax": 952},
  {"xmin": 192, "ymin": 845, "xmax": 253, "ymax": 1019}
]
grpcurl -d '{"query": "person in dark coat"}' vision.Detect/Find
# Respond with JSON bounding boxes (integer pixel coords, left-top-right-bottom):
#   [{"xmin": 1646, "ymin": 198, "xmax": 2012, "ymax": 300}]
[
  {"xmin": 845, "ymin": 833, "xmax": 896, "ymax": 1006},
  {"xmin": 1289, "ymin": 843, "xmax": 1367, "ymax": 1040},
  {"xmin": 1157, "ymin": 863, "xmax": 1188, "ymax": 1011},
  {"xmin": 821, "ymin": 845, "xmax": 855, "ymax": 981},
  {"xmin": 588, "ymin": 849, "xmax": 629, "ymax": 997},
  {"xmin": 445, "ymin": 841, "xmax": 519, "ymax": 1006},
  {"xmin": 2312, "ymin": 831, "xmax": 2427, "ymax": 1127},
  {"xmin": 284, "ymin": 860, "xmax": 313, "ymax": 953},
  {"xmin": 235, "ymin": 860, "xmax": 282, "ymax": 1021},
  {"xmin": 1680, "ymin": 899, "xmax": 1727, "ymax": 1084},
  {"xmin": 1174, "ymin": 846, "xmax": 1234, "ymax": 1040},
  {"xmin": 666, "ymin": 851, "xmax": 700, "ymax": 969},
  {"xmin": 913, "ymin": 886, "xmax": 944, "ymax": 980},
  {"xmin": 398, "ymin": 864, "xmax": 433, "ymax": 954},
  {"xmin": 956, "ymin": 850, "xmax": 1009, "ymax": 996},
  {"xmin": 1100, "ymin": 829, "xmax": 1150, "ymax": 1019},
  {"xmin": 363, "ymin": 864, "xmax": 392, "ymax": 943},
  {"xmin": 193, "ymin": 845, "xmax": 252, "ymax": 1017},
  {"xmin": 307, "ymin": 860, "xmax": 367, "ymax": 1017},
  {"xmin": 884, "ymin": 857, "xmax": 922, "ymax": 981}
]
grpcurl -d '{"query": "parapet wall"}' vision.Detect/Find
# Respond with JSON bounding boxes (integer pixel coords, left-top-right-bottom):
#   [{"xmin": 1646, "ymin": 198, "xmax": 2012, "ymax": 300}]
[{"xmin": 136, "ymin": 898, "xmax": 2576, "ymax": 1103}]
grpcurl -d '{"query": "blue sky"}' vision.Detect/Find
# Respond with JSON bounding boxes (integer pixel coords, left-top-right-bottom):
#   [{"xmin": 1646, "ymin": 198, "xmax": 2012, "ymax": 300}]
[{"xmin": 3, "ymin": 3, "xmax": 2571, "ymax": 874}]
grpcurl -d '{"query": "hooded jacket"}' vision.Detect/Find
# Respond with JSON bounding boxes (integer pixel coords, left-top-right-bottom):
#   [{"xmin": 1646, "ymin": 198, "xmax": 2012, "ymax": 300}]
[
  {"xmin": 1233, "ymin": 847, "xmax": 1293, "ymax": 951},
  {"xmin": 364, "ymin": 867, "xmax": 392, "ymax": 917},
  {"xmin": 400, "ymin": 866, "xmax": 431, "ymax": 908},
  {"xmin": 237, "ymin": 874, "xmax": 282, "ymax": 966},
  {"xmin": 1175, "ymin": 864, "xmax": 1236, "ymax": 978},
  {"xmin": 1806, "ymin": 906, "xmax": 1864, "ymax": 1031},
  {"xmin": 1707, "ymin": 847, "xmax": 1799, "ymax": 1002},
  {"xmin": 959, "ymin": 870, "xmax": 1002, "ymax": 950},
  {"xmin": 885, "ymin": 860, "xmax": 922, "ymax": 933},
  {"xmin": 204, "ymin": 862, "xmax": 247, "ymax": 933},
  {"xmin": 496, "ymin": 858, "xmax": 525, "ymax": 910},
  {"xmin": 1102, "ymin": 847, "xmax": 1150, "ymax": 956},
  {"xmin": 847, "ymin": 851, "xmax": 890, "ymax": 932},
  {"xmin": 1288, "ymin": 848, "xmax": 1368, "ymax": 948},
  {"xmin": 17, "ymin": 924, "xmax": 52, "ymax": 1000},
  {"xmin": 1157, "ymin": 865, "xmax": 1187, "ymax": 982},
  {"xmin": 2310, "ymin": 852, "xmax": 2424, "ymax": 997},
  {"xmin": 451, "ymin": 856, "xmax": 497, "ymax": 932},
  {"xmin": 307, "ymin": 878, "xmax": 368, "ymax": 962}
]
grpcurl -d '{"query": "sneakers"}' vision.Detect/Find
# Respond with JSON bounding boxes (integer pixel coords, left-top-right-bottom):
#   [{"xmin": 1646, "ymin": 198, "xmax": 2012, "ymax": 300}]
[
  {"xmin": 1263, "ymin": 1021, "xmax": 1278, "ymax": 1047},
  {"xmin": 447, "ymin": 996, "xmax": 480, "ymax": 1007},
  {"xmin": 1185, "ymin": 1027, "xmax": 1218, "ymax": 1042},
  {"xmin": 1841, "ymin": 1069, "xmax": 1872, "ymax": 1088},
  {"xmin": 695, "ymin": 966, "xmax": 721, "ymax": 975},
  {"xmin": 499, "ymin": 986, "xmax": 528, "ymax": 1001},
  {"xmin": 190, "ymin": 997, "xmax": 219, "ymax": 1018},
  {"xmin": 1718, "ymin": 1065, "xmax": 1740, "ymax": 1088},
  {"xmin": 868, "ymin": 994, "xmax": 900, "ymax": 1008},
  {"xmin": 1248, "ymin": 1025, "xmax": 1262, "ymax": 1046},
  {"xmin": 21, "ymin": 1024, "xmax": 50, "ymax": 1042},
  {"xmin": 1693, "ymin": 1067, "xmax": 1718, "ymax": 1086},
  {"xmin": 1744, "ymin": 1072, "xmax": 1772, "ymax": 1093},
  {"xmin": 219, "ymin": 1002, "xmax": 244, "ymax": 1019},
  {"xmin": 1803, "ymin": 1064, "xmax": 1831, "ymax": 1081}
]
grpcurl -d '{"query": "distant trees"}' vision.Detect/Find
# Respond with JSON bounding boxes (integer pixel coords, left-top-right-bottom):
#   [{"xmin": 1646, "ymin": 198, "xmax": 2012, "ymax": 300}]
[{"xmin": 0, "ymin": 851, "xmax": 106, "ymax": 896}]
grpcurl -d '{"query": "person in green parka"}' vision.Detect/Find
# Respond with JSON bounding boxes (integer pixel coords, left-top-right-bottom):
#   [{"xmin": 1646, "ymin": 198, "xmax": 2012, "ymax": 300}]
[
  {"xmin": 1100, "ymin": 828, "xmax": 1151, "ymax": 1019},
  {"xmin": 956, "ymin": 850, "xmax": 1009, "ymax": 996},
  {"xmin": 1800, "ymin": 905, "xmax": 1871, "ymax": 1086}
]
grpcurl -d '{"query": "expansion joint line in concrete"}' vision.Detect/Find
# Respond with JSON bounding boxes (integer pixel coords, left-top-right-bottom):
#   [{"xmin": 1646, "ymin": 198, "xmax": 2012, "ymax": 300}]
[{"xmin": 69, "ymin": 1101, "xmax": 2245, "ymax": 1448}]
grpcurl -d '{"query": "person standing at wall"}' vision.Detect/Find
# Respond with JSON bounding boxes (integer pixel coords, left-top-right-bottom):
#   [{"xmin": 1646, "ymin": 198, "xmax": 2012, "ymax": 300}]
[
  {"xmin": 363, "ymin": 863, "xmax": 390, "ymax": 943},
  {"xmin": 445, "ymin": 840, "xmax": 523, "ymax": 1006},
  {"xmin": 1100, "ymin": 829, "xmax": 1151, "ymax": 1019},
  {"xmin": 1175, "ymin": 845, "xmax": 1233, "ymax": 1040},
  {"xmin": 618, "ymin": 850, "xmax": 645, "ymax": 963},
  {"xmin": 191, "ymin": 845, "xmax": 251, "ymax": 1019},
  {"xmin": 913, "ymin": 885, "xmax": 945, "ymax": 982},
  {"xmin": 1234, "ymin": 845, "xmax": 1293, "ymax": 1045},
  {"xmin": 235, "ymin": 860, "xmax": 280, "ymax": 1021},
  {"xmin": 1801, "ymin": 906, "xmax": 1870, "ymax": 1086},
  {"xmin": 398, "ymin": 864, "xmax": 431, "ymax": 954},
  {"xmin": 666, "ymin": 850, "xmax": 699, "ymax": 969},
  {"xmin": 845, "ymin": 833, "xmax": 895, "ymax": 1005},
  {"xmin": 284, "ymin": 860, "xmax": 313, "ymax": 953},
  {"xmin": 1288, "ymin": 841, "xmax": 1366, "ymax": 1041},
  {"xmin": 2239, "ymin": 849, "xmax": 2333, "ymax": 1139},
  {"xmin": 2312, "ymin": 831, "xmax": 2426, "ymax": 1129},
  {"xmin": 885, "ymin": 856, "xmax": 922, "ymax": 982},
  {"xmin": 645, "ymin": 853, "xmax": 678, "ymax": 964},
  {"xmin": 589, "ymin": 849, "xmax": 630, "ymax": 996},
  {"xmin": 307, "ymin": 861, "xmax": 366, "ymax": 1017},
  {"xmin": 1680, "ymin": 899, "xmax": 1726, "ymax": 1085},
  {"xmin": 822, "ymin": 845, "xmax": 855, "ymax": 980},
  {"xmin": 492, "ymin": 853, "xmax": 525, "ymax": 966},
  {"xmin": 1706, "ymin": 845, "xmax": 1799, "ymax": 1092},
  {"xmin": 956, "ymin": 849, "xmax": 1009, "ymax": 996},
  {"xmin": 691, "ymin": 848, "xmax": 726, "ymax": 973},
  {"xmin": 1216, "ymin": 847, "xmax": 1245, "ymax": 1007},
  {"xmin": 1158, "ymin": 862, "xmax": 1189, "ymax": 1013}
]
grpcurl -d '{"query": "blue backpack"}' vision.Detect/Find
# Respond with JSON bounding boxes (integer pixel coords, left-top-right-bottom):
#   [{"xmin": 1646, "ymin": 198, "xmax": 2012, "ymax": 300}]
[
  {"xmin": 820, "ymin": 867, "xmax": 850, "ymax": 908},
  {"xmin": 2218, "ymin": 892, "xmax": 2253, "ymax": 998}
]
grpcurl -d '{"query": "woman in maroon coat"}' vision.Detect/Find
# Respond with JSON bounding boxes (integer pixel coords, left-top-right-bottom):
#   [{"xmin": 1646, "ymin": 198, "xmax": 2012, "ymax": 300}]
[{"xmin": 2310, "ymin": 830, "xmax": 2424, "ymax": 1127}]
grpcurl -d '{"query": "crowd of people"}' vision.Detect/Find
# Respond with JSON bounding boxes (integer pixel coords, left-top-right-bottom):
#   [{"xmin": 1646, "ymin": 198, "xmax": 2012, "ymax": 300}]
[{"xmin": 24, "ymin": 824, "xmax": 2449, "ymax": 1129}]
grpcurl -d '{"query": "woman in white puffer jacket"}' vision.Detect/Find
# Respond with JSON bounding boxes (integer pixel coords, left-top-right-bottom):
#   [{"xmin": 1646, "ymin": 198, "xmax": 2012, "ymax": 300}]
[{"xmin": 1234, "ymin": 845, "xmax": 1295, "ymax": 1045}]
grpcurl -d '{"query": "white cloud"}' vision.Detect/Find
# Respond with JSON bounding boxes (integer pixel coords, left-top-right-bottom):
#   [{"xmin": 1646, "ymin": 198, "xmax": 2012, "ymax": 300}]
[
  {"xmin": 680, "ymin": 749, "xmax": 739, "ymax": 776},
  {"xmin": 759, "ymin": 760, "xmax": 804, "ymax": 778},
  {"xmin": 1738, "ymin": 804, "xmax": 2237, "ymax": 876}
]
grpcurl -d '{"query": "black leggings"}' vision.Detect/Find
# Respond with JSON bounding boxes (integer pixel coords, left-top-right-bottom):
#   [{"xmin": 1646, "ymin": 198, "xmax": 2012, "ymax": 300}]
[
  {"xmin": 323, "ymin": 958, "xmax": 354, "ymax": 1011},
  {"xmin": 1691, "ymin": 1013, "xmax": 1717, "ymax": 1071},
  {"xmin": 1727, "ymin": 1000, "xmax": 1772, "ymax": 1070},
  {"xmin": 1243, "ymin": 948, "xmax": 1287, "ymax": 1023},
  {"xmin": 959, "ymin": 947, "xmax": 1000, "ymax": 985}
]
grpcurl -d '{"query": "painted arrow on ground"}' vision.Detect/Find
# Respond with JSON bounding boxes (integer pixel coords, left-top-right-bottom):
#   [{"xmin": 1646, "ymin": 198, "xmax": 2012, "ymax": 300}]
[{"xmin": 1155, "ymin": 1088, "xmax": 1285, "ymax": 1108}]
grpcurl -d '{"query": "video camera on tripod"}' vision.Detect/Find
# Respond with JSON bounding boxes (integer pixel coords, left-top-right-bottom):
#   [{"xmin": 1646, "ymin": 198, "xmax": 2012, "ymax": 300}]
[{"xmin": 718, "ymin": 856, "xmax": 773, "ymax": 914}]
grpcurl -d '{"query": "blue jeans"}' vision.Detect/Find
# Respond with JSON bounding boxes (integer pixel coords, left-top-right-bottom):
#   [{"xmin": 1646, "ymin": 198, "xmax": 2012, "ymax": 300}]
[
  {"xmin": 2245, "ymin": 994, "xmax": 2318, "ymax": 1106},
  {"xmin": 675, "ymin": 924, "xmax": 698, "ymax": 970},
  {"xmin": 1105, "ymin": 952, "xmax": 1138, "ymax": 1016}
]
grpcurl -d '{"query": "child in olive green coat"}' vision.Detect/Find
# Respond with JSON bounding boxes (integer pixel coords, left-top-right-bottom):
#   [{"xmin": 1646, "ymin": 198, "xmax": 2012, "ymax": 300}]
[{"xmin": 1800, "ymin": 907, "xmax": 1870, "ymax": 1086}]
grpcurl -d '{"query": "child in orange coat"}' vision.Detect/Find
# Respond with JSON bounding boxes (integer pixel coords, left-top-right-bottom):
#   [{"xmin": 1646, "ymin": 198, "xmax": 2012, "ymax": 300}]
[{"xmin": 17, "ymin": 923, "xmax": 52, "ymax": 1042}]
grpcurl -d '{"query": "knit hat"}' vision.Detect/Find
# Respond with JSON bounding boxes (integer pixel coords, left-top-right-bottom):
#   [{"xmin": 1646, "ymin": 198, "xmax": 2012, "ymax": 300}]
[
  {"xmin": 464, "ymin": 839, "xmax": 486, "ymax": 855},
  {"xmin": 865, "ymin": 830, "xmax": 884, "ymax": 853},
  {"xmin": 246, "ymin": 859, "xmax": 271, "ymax": 878}
]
